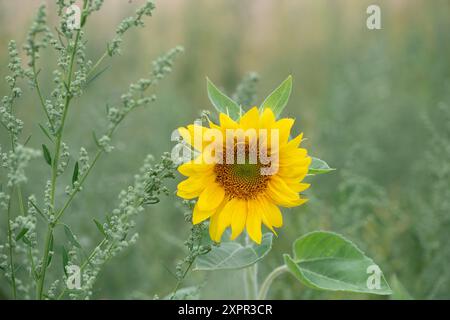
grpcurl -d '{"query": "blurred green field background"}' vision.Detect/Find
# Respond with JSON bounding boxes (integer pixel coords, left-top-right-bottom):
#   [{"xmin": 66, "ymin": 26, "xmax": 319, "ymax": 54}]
[{"xmin": 0, "ymin": 0, "xmax": 449, "ymax": 299}]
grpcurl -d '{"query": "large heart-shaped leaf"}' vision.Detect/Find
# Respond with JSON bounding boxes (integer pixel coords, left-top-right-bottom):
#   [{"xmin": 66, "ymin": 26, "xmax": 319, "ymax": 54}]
[
  {"xmin": 259, "ymin": 75, "xmax": 292, "ymax": 118},
  {"xmin": 194, "ymin": 233, "xmax": 273, "ymax": 271},
  {"xmin": 308, "ymin": 157, "xmax": 335, "ymax": 175},
  {"xmin": 284, "ymin": 231, "xmax": 392, "ymax": 295},
  {"xmin": 206, "ymin": 77, "xmax": 241, "ymax": 120}
]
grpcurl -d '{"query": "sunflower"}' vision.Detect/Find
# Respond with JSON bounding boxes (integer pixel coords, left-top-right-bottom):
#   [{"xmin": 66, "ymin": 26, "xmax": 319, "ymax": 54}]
[{"xmin": 176, "ymin": 107, "xmax": 311, "ymax": 244}]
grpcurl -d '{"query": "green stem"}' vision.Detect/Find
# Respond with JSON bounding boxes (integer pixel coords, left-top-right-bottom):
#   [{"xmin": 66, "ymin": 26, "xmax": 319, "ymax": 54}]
[
  {"xmin": 243, "ymin": 264, "xmax": 259, "ymax": 300},
  {"xmin": 4, "ymin": 58, "xmax": 26, "ymax": 300},
  {"xmin": 171, "ymin": 258, "xmax": 195, "ymax": 300},
  {"xmin": 252, "ymin": 263, "xmax": 258, "ymax": 297},
  {"xmin": 243, "ymin": 235, "xmax": 258, "ymax": 299},
  {"xmin": 49, "ymin": 30, "xmax": 81, "ymax": 207},
  {"xmin": 6, "ymin": 187, "xmax": 17, "ymax": 299},
  {"xmin": 36, "ymin": 226, "xmax": 53, "ymax": 299},
  {"xmin": 28, "ymin": 246, "xmax": 37, "ymax": 281},
  {"xmin": 257, "ymin": 265, "xmax": 288, "ymax": 300},
  {"xmin": 36, "ymin": 1, "xmax": 88, "ymax": 299}
]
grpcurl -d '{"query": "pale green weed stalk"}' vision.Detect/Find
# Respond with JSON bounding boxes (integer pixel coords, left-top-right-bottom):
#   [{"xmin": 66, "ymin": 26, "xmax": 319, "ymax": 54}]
[{"xmin": 0, "ymin": 0, "xmax": 182, "ymax": 299}]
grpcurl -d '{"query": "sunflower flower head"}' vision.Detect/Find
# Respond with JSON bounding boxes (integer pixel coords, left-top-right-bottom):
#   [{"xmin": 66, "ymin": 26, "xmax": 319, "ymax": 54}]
[{"xmin": 176, "ymin": 105, "xmax": 311, "ymax": 244}]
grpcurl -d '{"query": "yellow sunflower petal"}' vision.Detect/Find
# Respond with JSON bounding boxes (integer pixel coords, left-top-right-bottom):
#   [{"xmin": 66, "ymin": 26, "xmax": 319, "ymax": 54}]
[
  {"xmin": 239, "ymin": 107, "xmax": 259, "ymax": 129},
  {"xmin": 178, "ymin": 156, "xmax": 214, "ymax": 177},
  {"xmin": 259, "ymin": 108, "xmax": 276, "ymax": 129},
  {"xmin": 278, "ymin": 162, "xmax": 310, "ymax": 178},
  {"xmin": 273, "ymin": 118, "xmax": 295, "ymax": 145},
  {"xmin": 193, "ymin": 201, "xmax": 216, "ymax": 224},
  {"xmin": 206, "ymin": 200, "xmax": 228, "ymax": 241},
  {"xmin": 258, "ymin": 196, "xmax": 283, "ymax": 228},
  {"xmin": 252, "ymin": 196, "xmax": 277, "ymax": 235},
  {"xmin": 209, "ymin": 121, "xmax": 221, "ymax": 130},
  {"xmin": 209, "ymin": 211, "xmax": 220, "ymax": 241},
  {"xmin": 197, "ymin": 183, "xmax": 225, "ymax": 211},
  {"xmin": 178, "ymin": 125, "xmax": 210, "ymax": 151},
  {"xmin": 212, "ymin": 199, "xmax": 235, "ymax": 242},
  {"xmin": 229, "ymin": 198, "xmax": 248, "ymax": 240},
  {"xmin": 176, "ymin": 173, "xmax": 214, "ymax": 199},
  {"xmin": 266, "ymin": 175, "xmax": 302, "ymax": 207},
  {"xmin": 282, "ymin": 132, "xmax": 304, "ymax": 150},
  {"xmin": 279, "ymin": 149, "xmax": 309, "ymax": 167},
  {"xmin": 246, "ymin": 200, "xmax": 262, "ymax": 244},
  {"xmin": 219, "ymin": 113, "xmax": 238, "ymax": 129},
  {"xmin": 286, "ymin": 182, "xmax": 310, "ymax": 193}
]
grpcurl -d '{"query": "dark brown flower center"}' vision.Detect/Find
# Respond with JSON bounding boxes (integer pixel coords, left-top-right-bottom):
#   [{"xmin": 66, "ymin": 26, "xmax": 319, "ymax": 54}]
[{"xmin": 214, "ymin": 144, "xmax": 270, "ymax": 200}]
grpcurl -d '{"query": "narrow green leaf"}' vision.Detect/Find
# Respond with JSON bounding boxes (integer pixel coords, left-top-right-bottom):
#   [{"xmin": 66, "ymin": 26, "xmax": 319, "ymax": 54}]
[
  {"xmin": 62, "ymin": 246, "xmax": 69, "ymax": 277},
  {"xmin": 15, "ymin": 228, "xmax": 29, "ymax": 242},
  {"xmin": 42, "ymin": 144, "xmax": 52, "ymax": 166},
  {"xmin": 93, "ymin": 218, "xmax": 106, "ymax": 237},
  {"xmin": 63, "ymin": 224, "xmax": 82, "ymax": 249},
  {"xmin": 194, "ymin": 233, "xmax": 273, "ymax": 271},
  {"xmin": 86, "ymin": 65, "xmax": 110, "ymax": 87},
  {"xmin": 38, "ymin": 123, "xmax": 54, "ymax": 142},
  {"xmin": 72, "ymin": 161, "xmax": 79, "ymax": 186},
  {"xmin": 259, "ymin": 75, "xmax": 292, "ymax": 118},
  {"xmin": 22, "ymin": 236, "xmax": 33, "ymax": 247},
  {"xmin": 308, "ymin": 157, "xmax": 335, "ymax": 175},
  {"xmin": 29, "ymin": 199, "xmax": 48, "ymax": 223},
  {"xmin": 284, "ymin": 231, "xmax": 392, "ymax": 295},
  {"xmin": 23, "ymin": 135, "xmax": 32, "ymax": 146},
  {"xmin": 206, "ymin": 77, "xmax": 241, "ymax": 120}
]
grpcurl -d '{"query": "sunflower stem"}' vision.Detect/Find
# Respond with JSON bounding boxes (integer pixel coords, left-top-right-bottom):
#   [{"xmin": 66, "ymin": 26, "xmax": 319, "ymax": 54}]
[
  {"xmin": 243, "ymin": 265, "xmax": 258, "ymax": 299},
  {"xmin": 257, "ymin": 265, "xmax": 288, "ymax": 300},
  {"xmin": 243, "ymin": 235, "xmax": 259, "ymax": 299}
]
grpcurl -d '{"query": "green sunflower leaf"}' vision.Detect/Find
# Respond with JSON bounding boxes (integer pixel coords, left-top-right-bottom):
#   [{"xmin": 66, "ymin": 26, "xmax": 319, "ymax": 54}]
[
  {"xmin": 259, "ymin": 75, "xmax": 292, "ymax": 118},
  {"xmin": 284, "ymin": 231, "xmax": 392, "ymax": 295},
  {"xmin": 206, "ymin": 77, "xmax": 241, "ymax": 120},
  {"xmin": 308, "ymin": 157, "xmax": 335, "ymax": 175},
  {"xmin": 194, "ymin": 233, "xmax": 273, "ymax": 271}
]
